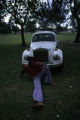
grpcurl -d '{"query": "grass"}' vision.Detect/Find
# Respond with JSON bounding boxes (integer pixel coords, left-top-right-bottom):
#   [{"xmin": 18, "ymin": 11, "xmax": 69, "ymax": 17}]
[{"xmin": 0, "ymin": 32, "xmax": 80, "ymax": 120}]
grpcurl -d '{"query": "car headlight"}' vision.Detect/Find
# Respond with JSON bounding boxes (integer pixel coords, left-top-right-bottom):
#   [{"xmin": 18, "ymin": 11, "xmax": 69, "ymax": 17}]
[{"xmin": 53, "ymin": 54, "xmax": 60, "ymax": 60}]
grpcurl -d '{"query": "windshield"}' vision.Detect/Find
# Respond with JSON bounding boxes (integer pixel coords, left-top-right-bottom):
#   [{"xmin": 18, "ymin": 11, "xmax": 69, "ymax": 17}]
[{"xmin": 32, "ymin": 34, "xmax": 55, "ymax": 42}]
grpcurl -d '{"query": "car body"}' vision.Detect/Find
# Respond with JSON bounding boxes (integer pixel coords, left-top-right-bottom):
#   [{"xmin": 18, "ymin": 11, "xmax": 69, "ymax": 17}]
[{"xmin": 22, "ymin": 31, "xmax": 63, "ymax": 68}]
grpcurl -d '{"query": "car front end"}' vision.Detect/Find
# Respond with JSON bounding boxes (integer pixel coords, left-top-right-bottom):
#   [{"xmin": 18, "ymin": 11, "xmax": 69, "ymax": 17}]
[{"xmin": 22, "ymin": 31, "xmax": 63, "ymax": 69}]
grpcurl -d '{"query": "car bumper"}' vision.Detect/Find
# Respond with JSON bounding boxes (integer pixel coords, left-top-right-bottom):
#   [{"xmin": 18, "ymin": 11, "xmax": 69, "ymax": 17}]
[{"xmin": 46, "ymin": 63, "xmax": 63, "ymax": 68}]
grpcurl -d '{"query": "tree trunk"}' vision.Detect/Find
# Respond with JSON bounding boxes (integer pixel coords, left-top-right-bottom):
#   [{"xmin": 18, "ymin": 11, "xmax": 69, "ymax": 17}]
[
  {"xmin": 74, "ymin": 27, "xmax": 80, "ymax": 43},
  {"xmin": 21, "ymin": 25, "xmax": 26, "ymax": 46}
]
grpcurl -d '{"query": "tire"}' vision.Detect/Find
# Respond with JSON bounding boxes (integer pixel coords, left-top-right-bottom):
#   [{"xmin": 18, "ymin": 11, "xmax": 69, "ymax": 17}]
[{"xmin": 50, "ymin": 61, "xmax": 64, "ymax": 73}]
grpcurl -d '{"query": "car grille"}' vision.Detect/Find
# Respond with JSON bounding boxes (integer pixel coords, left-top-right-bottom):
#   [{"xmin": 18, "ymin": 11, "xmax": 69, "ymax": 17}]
[{"xmin": 33, "ymin": 49, "xmax": 48, "ymax": 62}]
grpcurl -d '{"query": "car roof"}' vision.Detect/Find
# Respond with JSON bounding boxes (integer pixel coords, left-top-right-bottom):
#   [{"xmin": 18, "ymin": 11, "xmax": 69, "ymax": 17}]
[{"xmin": 32, "ymin": 31, "xmax": 56, "ymax": 37}]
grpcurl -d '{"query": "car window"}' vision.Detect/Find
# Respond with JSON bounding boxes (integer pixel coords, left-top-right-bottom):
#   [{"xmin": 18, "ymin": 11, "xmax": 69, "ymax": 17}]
[{"xmin": 32, "ymin": 34, "xmax": 55, "ymax": 42}]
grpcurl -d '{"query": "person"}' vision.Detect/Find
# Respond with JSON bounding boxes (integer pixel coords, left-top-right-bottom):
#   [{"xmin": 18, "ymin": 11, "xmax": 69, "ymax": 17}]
[{"xmin": 20, "ymin": 56, "xmax": 56, "ymax": 108}]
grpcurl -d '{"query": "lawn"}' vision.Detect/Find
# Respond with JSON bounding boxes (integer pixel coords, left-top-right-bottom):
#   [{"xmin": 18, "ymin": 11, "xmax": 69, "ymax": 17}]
[{"xmin": 0, "ymin": 32, "xmax": 80, "ymax": 120}]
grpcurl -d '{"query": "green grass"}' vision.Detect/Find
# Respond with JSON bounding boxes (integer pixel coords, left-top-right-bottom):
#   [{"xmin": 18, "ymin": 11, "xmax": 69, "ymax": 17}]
[
  {"xmin": 0, "ymin": 32, "xmax": 80, "ymax": 120},
  {"xmin": 56, "ymin": 32, "xmax": 76, "ymax": 42},
  {"xmin": 0, "ymin": 33, "xmax": 32, "ymax": 46}
]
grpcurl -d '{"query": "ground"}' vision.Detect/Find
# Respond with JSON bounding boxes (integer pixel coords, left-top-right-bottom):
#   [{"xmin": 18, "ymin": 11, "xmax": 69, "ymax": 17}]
[{"xmin": 0, "ymin": 32, "xmax": 80, "ymax": 120}]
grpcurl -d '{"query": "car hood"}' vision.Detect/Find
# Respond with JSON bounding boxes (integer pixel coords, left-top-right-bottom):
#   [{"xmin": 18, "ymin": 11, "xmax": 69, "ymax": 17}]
[{"xmin": 30, "ymin": 42, "xmax": 56, "ymax": 50}]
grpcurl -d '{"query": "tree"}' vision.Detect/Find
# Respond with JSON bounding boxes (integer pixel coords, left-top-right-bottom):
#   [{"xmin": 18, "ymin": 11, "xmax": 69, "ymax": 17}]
[
  {"xmin": 0, "ymin": 0, "xmax": 6, "ymax": 22},
  {"xmin": 0, "ymin": 22, "xmax": 11, "ymax": 34},
  {"xmin": 32, "ymin": 0, "xmax": 68, "ymax": 31},
  {"xmin": 70, "ymin": 0, "xmax": 80, "ymax": 43},
  {"xmin": 35, "ymin": 2, "xmax": 50, "ymax": 29},
  {"xmin": 0, "ymin": 0, "xmax": 11, "ymax": 34},
  {"xmin": 8, "ymin": 18, "xmax": 20, "ymax": 34},
  {"xmin": 25, "ymin": 20, "xmax": 36, "ymax": 32},
  {"xmin": 6, "ymin": 0, "xmax": 30, "ymax": 46},
  {"xmin": 12, "ymin": 25, "xmax": 20, "ymax": 34},
  {"xmin": 50, "ymin": 0, "xmax": 69, "ymax": 32},
  {"xmin": 6, "ymin": 0, "xmax": 44, "ymax": 46}
]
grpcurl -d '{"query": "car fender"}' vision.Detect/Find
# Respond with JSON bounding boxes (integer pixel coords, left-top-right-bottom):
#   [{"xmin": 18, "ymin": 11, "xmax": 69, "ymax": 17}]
[
  {"xmin": 52, "ymin": 49, "xmax": 63, "ymax": 63},
  {"xmin": 22, "ymin": 50, "xmax": 32, "ymax": 65}
]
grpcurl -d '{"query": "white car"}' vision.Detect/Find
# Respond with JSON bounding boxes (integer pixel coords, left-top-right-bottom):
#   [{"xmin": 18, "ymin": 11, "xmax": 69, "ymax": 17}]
[{"xmin": 22, "ymin": 31, "xmax": 63, "ymax": 68}]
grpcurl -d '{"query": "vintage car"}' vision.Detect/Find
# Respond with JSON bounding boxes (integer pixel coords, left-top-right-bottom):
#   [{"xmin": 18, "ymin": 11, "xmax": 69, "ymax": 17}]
[{"xmin": 22, "ymin": 31, "xmax": 63, "ymax": 68}]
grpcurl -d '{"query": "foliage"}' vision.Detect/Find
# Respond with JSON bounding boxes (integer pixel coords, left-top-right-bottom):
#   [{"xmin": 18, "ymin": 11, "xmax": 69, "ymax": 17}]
[
  {"xmin": 0, "ymin": 22, "xmax": 11, "ymax": 34},
  {"xmin": 33, "ymin": 0, "xmax": 68, "ymax": 31},
  {"xmin": 7, "ymin": 0, "xmax": 28, "ymax": 25},
  {"xmin": 0, "ymin": 0, "xmax": 8, "ymax": 34},
  {"xmin": 8, "ymin": 19, "xmax": 20, "ymax": 34},
  {"xmin": 51, "ymin": 0, "xmax": 68, "ymax": 24},
  {"xmin": 11, "ymin": 25, "xmax": 20, "ymax": 34},
  {"xmin": 0, "ymin": 0, "xmax": 6, "ymax": 22},
  {"xmin": 0, "ymin": 20, "xmax": 20, "ymax": 34},
  {"xmin": 69, "ymin": 0, "xmax": 80, "ymax": 42},
  {"xmin": 25, "ymin": 21, "xmax": 36, "ymax": 32},
  {"xmin": 6, "ymin": 0, "xmax": 34, "ymax": 45}
]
